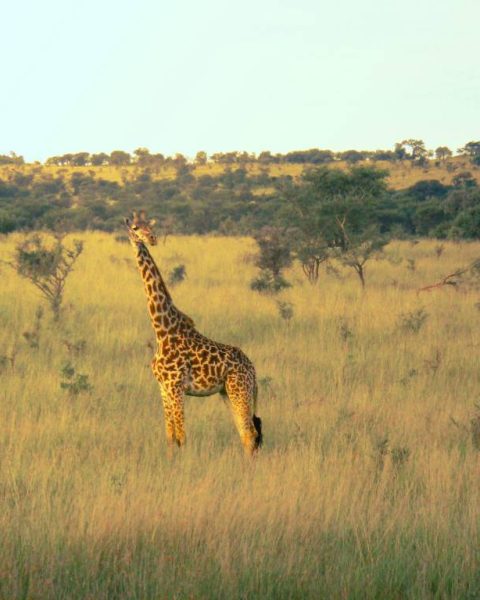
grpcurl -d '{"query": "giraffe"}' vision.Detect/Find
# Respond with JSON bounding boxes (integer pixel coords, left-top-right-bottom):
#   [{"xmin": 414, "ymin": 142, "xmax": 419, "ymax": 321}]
[{"xmin": 124, "ymin": 211, "xmax": 263, "ymax": 456}]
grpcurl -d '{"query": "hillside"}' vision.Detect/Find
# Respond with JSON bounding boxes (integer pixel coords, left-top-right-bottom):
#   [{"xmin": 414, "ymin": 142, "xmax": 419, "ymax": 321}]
[
  {"xmin": 1, "ymin": 154, "xmax": 479, "ymax": 239},
  {"xmin": 1, "ymin": 155, "xmax": 479, "ymax": 190}
]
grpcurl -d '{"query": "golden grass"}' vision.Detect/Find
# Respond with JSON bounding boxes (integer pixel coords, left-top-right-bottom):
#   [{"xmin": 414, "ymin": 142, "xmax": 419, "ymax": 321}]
[
  {"xmin": 1, "ymin": 156, "xmax": 478, "ymax": 189},
  {"xmin": 1, "ymin": 233, "xmax": 480, "ymax": 598}
]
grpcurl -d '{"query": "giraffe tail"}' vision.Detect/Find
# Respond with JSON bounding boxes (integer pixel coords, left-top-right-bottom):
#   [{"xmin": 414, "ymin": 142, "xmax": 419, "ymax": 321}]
[
  {"xmin": 252, "ymin": 383, "xmax": 263, "ymax": 448},
  {"xmin": 252, "ymin": 415, "xmax": 263, "ymax": 449}
]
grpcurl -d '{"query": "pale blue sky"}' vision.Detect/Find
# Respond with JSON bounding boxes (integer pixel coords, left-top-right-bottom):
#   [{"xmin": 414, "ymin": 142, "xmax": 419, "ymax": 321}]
[{"xmin": 1, "ymin": 0, "xmax": 478, "ymax": 161}]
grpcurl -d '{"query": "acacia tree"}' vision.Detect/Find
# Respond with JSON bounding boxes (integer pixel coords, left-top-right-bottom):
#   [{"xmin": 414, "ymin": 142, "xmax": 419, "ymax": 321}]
[
  {"xmin": 458, "ymin": 141, "xmax": 480, "ymax": 166},
  {"xmin": 332, "ymin": 221, "xmax": 387, "ymax": 288},
  {"xmin": 282, "ymin": 166, "xmax": 389, "ymax": 287},
  {"xmin": 435, "ymin": 146, "xmax": 452, "ymax": 162},
  {"xmin": 293, "ymin": 234, "xmax": 329, "ymax": 283},
  {"xmin": 400, "ymin": 139, "xmax": 428, "ymax": 164}
]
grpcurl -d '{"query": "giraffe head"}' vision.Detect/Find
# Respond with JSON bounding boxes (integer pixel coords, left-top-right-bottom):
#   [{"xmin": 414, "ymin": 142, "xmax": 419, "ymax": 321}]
[{"xmin": 124, "ymin": 210, "xmax": 158, "ymax": 246}]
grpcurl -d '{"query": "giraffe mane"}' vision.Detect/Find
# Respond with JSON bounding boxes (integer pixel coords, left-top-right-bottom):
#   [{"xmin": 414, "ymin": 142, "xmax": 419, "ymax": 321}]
[{"xmin": 177, "ymin": 309, "xmax": 195, "ymax": 329}]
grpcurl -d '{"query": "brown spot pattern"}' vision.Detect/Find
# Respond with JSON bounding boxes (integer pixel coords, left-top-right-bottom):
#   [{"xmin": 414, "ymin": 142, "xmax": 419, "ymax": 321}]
[{"xmin": 126, "ymin": 214, "xmax": 262, "ymax": 456}]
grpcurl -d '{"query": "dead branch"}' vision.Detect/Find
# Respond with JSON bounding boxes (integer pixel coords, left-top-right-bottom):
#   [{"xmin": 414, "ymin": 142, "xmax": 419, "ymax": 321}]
[
  {"xmin": 417, "ymin": 271, "xmax": 462, "ymax": 294},
  {"xmin": 417, "ymin": 259, "xmax": 480, "ymax": 294}
]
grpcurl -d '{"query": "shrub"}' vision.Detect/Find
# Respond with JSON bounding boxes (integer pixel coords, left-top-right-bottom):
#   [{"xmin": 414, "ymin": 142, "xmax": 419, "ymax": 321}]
[
  {"xmin": 12, "ymin": 233, "xmax": 83, "ymax": 321},
  {"xmin": 168, "ymin": 264, "xmax": 187, "ymax": 286},
  {"xmin": 251, "ymin": 227, "xmax": 293, "ymax": 294},
  {"xmin": 60, "ymin": 362, "xmax": 93, "ymax": 396},
  {"xmin": 398, "ymin": 308, "xmax": 429, "ymax": 333},
  {"xmin": 276, "ymin": 301, "xmax": 294, "ymax": 321}
]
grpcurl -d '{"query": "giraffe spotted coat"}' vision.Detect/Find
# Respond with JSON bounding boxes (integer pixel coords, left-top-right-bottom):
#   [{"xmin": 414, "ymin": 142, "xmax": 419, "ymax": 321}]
[{"xmin": 125, "ymin": 212, "xmax": 262, "ymax": 455}]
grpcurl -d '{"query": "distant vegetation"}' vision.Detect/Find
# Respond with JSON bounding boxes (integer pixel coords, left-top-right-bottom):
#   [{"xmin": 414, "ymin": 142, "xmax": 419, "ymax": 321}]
[{"xmin": 1, "ymin": 140, "xmax": 480, "ymax": 239}]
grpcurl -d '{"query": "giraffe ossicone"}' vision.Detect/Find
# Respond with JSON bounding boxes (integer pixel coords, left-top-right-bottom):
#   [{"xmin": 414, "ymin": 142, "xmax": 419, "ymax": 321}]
[{"xmin": 124, "ymin": 211, "xmax": 263, "ymax": 456}]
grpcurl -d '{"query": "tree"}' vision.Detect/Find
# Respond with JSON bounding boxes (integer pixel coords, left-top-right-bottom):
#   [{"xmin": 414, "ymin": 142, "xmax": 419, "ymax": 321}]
[
  {"xmin": 152, "ymin": 153, "xmax": 166, "ymax": 165},
  {"xmin": 284, "ymin": 149, "xmax": 334, "ymax": 164},
  {"xmin": 0, "ymin": 151, "xmax": 24, "ymax": 165},
  {"xmin": 332, "ymin": 222, "xmax": 387, "ymax": 287},
  {"xmin": 283, "ymin": 166, "xmax": 389, "ymax": 287},
  {"xmin": 337, "ymin": 150, "xmax": 367, "ymax": 164},
  {"xmin": 292, "ymin": 232, "xmax": 329, "ymax": 283},
  {"xmin": 59, "ymin": 154, "xmax": 73, "ymax": 166},
  {"xmin": 133, "ymin": 147, "xmax": 152, "ymax": 166},
  {"xmin": 458, "ymin": 141, "xmax": 480, "ymax": 166},
  {"xmin": 399, "ymin": 139, "xmax": 428, "ymax": 163},
  {"xmin": 45, "ymin": 156, "xmax": 62, "ymax": 166},
  {"xmin": 452, "ymin": 171, "xmax": 477, "ymax": 189},
  {"xmin": 449, "ymin": 207, "xmax": 480, "ymax": 239},
  {"xmin": 90, "ymin": 152, "xmax": 109, "ymax": 166},
  {"xmin": 258, "ymin": 151, "xmax": 274, "ymax": 164},
  {"xmin": 393, "ymin": 143, "xmax": 407, "ymax": 160},
  {"xmin": 172, "ymin": 153, "xmax": 188, "ymax": 169},
  {"xmin": 238, "ymin": 151, "xmax": 254, "ymax": 165},
  {"xmin": 109, "ymin": 150, "xmax": 131, "ymax": 166},
  {"xmin": 71, "ymin": 152, "xmax": 90, "ymax": 166},
  {"xmin": 210, "ymin": 152, "xmax": 238, "ymax": 164},
  {"xmin": 8, "ymin": 233, "xmax": 84, "ymax": 320},
  {"xmin": 194, "ymin": 151, "xmax": 208, "ymax": 166},
  {"xmin": 250, "ymin": 227, "xmax": 293, "ymax": 293},
  {"xmin": 371, "ymin": 150, "xmax": 396, "ymax": 162},
  {"xmin": 407, "ymin": 179, "xmax": 449, "ymax": 201},
  {"xmin": 435, "ymin": 146, "xmax": 452, "ymax": 162},
  {"xmin": 413, "ymin": 200, "xmax": 448, "ymax": 236}
]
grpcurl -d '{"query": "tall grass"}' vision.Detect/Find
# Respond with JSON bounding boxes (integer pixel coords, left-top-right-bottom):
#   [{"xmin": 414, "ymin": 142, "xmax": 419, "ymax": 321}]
[{"xmin": 1, "ymin": 233, "xmax": 480, "ymax": 598}]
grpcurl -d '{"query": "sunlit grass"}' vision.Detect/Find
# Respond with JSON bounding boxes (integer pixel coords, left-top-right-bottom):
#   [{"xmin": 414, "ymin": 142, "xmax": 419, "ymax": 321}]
[{"xmin": 1, "ymin": 233, "xmax": 480, "ymax": 598}]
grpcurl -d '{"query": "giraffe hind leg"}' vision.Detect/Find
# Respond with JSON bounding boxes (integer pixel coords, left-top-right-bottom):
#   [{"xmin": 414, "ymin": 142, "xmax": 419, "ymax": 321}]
[
  {"xmin": 225, "ymin": 373, "xmax": 262, "ymax": 456},
  {"xmin": 158, "ymin": 383, "xmax": 178, "ymax": 449},
  {"xmin": 165, "ymin": 383, "xmax": 186, "ymax": 448}
]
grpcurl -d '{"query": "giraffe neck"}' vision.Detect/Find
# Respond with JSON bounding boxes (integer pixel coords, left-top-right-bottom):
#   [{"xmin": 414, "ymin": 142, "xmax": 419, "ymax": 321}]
[{"xmin": 131, "ymin": 241, "xmax": 180, "ymax": 339}]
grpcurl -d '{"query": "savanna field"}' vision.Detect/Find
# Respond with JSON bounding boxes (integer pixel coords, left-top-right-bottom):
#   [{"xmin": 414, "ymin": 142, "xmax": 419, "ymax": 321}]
[{"xmin": 2, "ymin": 233, "xmax": 480, "ymax": 599}]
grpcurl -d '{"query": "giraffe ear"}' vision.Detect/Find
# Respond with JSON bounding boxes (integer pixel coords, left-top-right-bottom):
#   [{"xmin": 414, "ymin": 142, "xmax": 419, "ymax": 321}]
[
  {"xmin": 149, "ymin": 219, "xmax": 156, "ymax": 226},
  {"xmin": 124, "ymin": 217, "xmax": 131, "ymax": 226}
]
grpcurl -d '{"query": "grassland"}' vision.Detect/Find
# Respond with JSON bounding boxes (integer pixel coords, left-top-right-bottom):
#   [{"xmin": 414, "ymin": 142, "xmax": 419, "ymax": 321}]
[
  {"xmin": 1, "ymin": 155, "xmax": 479, "ymax": 190},
  {"xmin": 1, "ymin": 233, "xmax": 480, "ymax": 598}
]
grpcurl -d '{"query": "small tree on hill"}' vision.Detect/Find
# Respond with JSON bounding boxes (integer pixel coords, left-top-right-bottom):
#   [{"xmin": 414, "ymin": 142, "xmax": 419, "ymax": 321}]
[
  {"xmin": 195, "ymin": 151, "xmax": 208, "ymax": 166},
  {"xmin": 10, "ymin": 233, "xmax": 84, "ymax": 320},
  {"xmin": 71, "ymin": 152, "xmax": 90, "ymax": 166},
  {"xmin": 458, "ymin": 141, "xmax": 480, "ymax": 166},
  {"xmin": 400, "ymin": 139, "xmax": 428, "ymax": 164},
  {"xmin": 109, "ymin": 150, "xmax": 131, "ymax": 166},
  {"xmin": 90, "ymin": 152, "xmax": 109, "ymax": 166},
  {"xmin": 435, "ymin": 146, "xmax": 452, "ymax": 163}
]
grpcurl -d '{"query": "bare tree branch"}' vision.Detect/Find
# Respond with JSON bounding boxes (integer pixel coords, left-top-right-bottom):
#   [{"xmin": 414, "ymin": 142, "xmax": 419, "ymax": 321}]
[{"xmin": 417, "ymin": 259, "xmax": 480, "ymax": 294}]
